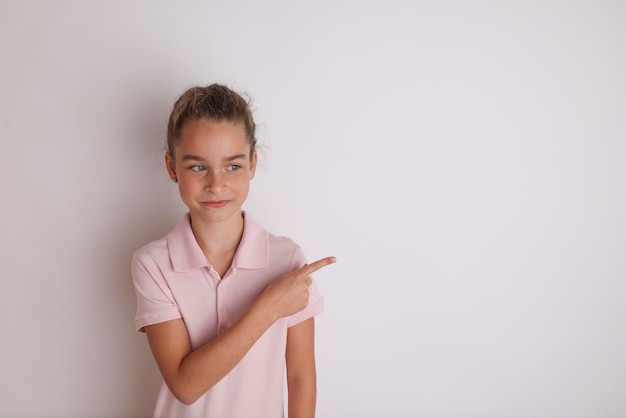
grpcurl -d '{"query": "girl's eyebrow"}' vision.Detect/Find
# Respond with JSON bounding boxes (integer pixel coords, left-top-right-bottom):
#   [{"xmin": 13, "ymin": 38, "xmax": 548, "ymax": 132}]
[
  {"xmin": 226, "ymin": 154, "xmax": 247, "ymax": 161},
  {"xmin": 182, "ymin": 154, "xmax": 247, "ymax": 162},
  {"xmin": 182, "ymin": 154, "xmax": 205, "ymax": 162}
]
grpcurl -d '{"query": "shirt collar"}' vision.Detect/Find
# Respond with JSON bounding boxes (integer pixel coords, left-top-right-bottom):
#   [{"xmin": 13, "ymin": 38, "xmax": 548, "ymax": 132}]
[
  {"xmin": 167, "ymin": 212, "xmax": 268, "ymax": 273},
  {"xmin": 233, "ymin": 212, "xmax": 268, "ymax": 270}
]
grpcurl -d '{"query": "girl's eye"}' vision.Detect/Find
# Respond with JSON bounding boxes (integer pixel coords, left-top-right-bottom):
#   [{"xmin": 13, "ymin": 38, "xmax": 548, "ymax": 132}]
[
  {"xmin": 190, "ymin": 165, "xmax": 206, "ymax": 172},
  {"xmin": 227, "ymin": 164, "xmax": 241, "ymax": 171}
]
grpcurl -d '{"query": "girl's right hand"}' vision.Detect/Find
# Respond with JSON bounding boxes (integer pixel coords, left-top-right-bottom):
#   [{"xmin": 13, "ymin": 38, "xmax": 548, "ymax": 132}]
[{"xmin": 260, "ymin": 256, "xmax": 336, "ymax": 322}]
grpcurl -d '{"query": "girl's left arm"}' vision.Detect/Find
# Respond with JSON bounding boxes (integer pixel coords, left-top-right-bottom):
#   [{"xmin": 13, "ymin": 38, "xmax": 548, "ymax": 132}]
[{"xmin": 286, "ymin": 317, "xmax": 317, "ymax": 418}]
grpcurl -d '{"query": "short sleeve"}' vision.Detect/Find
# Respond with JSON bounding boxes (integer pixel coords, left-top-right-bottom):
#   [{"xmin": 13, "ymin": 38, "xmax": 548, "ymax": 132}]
[
  {"xmin": 286, "ymin": 247, "xmax": 325, "ymax": 328},
  {"xmin": 131, "ymin": 252, "xmax": 182, "ymax": 332}
]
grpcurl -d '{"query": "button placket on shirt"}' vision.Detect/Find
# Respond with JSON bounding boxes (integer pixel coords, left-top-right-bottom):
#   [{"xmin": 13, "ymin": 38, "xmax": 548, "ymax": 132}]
[{"xmin": 216, "ymin": 277, "xmax": 228, "ymax": 336}]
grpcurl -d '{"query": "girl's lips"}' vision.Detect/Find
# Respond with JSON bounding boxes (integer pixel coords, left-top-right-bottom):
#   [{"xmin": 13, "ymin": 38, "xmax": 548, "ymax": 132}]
[{"xmin": 202, "ymin": 200, "xmax": 229, "ymax": 209}]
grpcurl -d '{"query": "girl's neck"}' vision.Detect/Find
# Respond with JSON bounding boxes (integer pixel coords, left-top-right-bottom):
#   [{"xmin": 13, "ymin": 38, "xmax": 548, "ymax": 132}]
[{"xmin": 189, "ymin": 211, "xmax": 245, "ymax": 260}]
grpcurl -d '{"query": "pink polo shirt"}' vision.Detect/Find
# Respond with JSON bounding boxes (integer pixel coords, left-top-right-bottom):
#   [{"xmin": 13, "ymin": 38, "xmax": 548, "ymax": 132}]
[{"xmin": 131, "ymin": 212, "xmax": 324, "ymax": 418}]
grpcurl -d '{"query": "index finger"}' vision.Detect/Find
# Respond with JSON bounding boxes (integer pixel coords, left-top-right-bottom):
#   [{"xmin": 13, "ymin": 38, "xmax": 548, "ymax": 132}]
[{"xmin": 300, "ymin": 256, "xmax": 336, "ymax": 276}]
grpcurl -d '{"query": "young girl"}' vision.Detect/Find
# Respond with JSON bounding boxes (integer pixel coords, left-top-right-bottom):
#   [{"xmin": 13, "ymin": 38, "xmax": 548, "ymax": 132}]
[{"xmin": 131, "ymin": 83, "xmax": 335, "ymax": 418}]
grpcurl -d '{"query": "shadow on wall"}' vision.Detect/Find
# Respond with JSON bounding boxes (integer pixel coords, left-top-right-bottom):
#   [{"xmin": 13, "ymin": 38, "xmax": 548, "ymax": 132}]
[{"xmin": 90, "ymin": 83, "xmax": 186, "ymax": 416}]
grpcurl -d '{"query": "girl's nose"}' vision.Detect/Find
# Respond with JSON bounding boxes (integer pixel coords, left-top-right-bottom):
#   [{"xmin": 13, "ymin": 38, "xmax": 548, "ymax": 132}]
[{"xmin": 205, "ymin": 171, "xmax": 225, "ymax": 192}]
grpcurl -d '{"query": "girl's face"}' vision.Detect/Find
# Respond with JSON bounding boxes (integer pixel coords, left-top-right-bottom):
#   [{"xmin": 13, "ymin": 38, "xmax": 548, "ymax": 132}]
[{"xmin": 166, "ymin": 119, "xmax": 257, "ymax": 224}]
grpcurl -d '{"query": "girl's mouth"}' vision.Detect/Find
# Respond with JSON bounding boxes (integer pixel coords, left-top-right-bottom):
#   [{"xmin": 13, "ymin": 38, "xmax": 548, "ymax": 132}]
[{"xmin": 202, "ymin": 200, "xmax": 229, "ymax": 209}]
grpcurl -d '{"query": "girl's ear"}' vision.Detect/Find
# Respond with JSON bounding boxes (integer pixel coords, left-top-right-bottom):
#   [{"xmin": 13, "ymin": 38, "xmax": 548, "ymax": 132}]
[
  {"xmin": 249, "ymin": 150, "xmax": 258, "ymax": 180},
  {"xmin": 165, "ymin": 152, "xmax": 177, "ymax": 182}
]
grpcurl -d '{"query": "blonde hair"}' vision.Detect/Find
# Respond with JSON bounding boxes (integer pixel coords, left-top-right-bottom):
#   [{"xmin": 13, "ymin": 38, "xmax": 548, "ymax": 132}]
[{"xmin": 166, "ymin": 83, "xmax": 257, "ymax": 158}]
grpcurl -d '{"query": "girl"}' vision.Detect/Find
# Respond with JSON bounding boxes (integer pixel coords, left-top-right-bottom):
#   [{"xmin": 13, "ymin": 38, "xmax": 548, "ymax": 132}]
[{"xmin": 131, "ymin": 83, "xmax": 335, "ymax": 418}]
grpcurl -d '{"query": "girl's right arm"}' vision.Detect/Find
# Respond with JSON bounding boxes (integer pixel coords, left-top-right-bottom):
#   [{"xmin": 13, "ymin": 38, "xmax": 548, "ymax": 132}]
[{"xmin": 144, "ymin": 256, "xmax": 335, "ymax": 405}]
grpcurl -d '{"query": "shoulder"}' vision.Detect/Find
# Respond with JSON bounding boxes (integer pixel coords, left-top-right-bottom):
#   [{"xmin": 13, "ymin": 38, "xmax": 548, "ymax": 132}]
[
  {"xmin": 132, "ymin": 215, "xmax": 188, "ymax": 269},
  {"xmin": 133, "ymin": 236, "xmax": 168, "ymax": 262},
  {"xmin": 132, "ymin": 213, "xmax": 197, "ymax": 269},
  {"xmin": 242, "ymin": 212, "xmax": 306, "ymax": 268},
  {"xmin": 266, "ymin": 230, "xmax": 302, "ymax": 257},
  {"xmin": 131, "ymin": 234, "xmax": 170, "ymax": 275},
  {"xmin": 265, "ymin": 228, "xmax": 307, "ymax": 268},
  {"xmin": 247, "ymin": 213, "xmax": 302, "ymax": 252}
]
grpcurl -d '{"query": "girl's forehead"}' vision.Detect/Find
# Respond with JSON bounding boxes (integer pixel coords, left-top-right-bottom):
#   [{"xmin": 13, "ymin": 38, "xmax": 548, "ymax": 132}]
[
  {"xmin": 181, "ymin": 118, "xmax": 246, "ymax": 138},
  {"xmin": 179, "ymin": 120, "xmax": 248, "ymax": 146},
  {"xmin": 175, "ymin": 120, "xmax": 251, "ymax": 161}
]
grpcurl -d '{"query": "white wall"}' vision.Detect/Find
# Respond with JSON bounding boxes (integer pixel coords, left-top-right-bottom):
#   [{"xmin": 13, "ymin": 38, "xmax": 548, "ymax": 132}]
[{"xmin": 1, "ymin": 1, "xmax": 625, "ymax": 417}]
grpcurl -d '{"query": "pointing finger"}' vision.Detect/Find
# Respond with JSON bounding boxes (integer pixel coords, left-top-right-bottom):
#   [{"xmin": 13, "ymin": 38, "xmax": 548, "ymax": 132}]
[{"xmin": 301, "ymin": 256, "xmax": 336, "ymax": 276}]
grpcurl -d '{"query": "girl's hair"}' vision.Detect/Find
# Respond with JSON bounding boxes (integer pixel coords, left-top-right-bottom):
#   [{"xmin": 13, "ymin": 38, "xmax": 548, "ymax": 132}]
[{"xmin": 166, "ymin": 83, "xmax": 257, "ymax": 158}]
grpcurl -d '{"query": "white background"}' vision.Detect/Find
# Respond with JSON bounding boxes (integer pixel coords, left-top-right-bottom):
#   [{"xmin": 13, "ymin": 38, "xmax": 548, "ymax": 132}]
[{"xmin": 1, "ymin": 1, "xmax": 625, "ymax": 417}]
